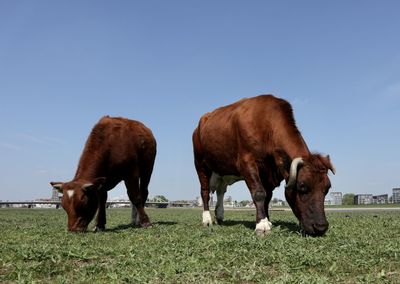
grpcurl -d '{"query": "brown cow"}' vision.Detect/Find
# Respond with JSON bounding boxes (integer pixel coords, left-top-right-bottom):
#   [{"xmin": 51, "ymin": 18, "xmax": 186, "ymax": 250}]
[
  {"xmin": 193, "ymin": 95, "xmax": 335, "ymax": 236},
  {"xmin": 50, "ymin": 116, "xmax": 156, "ymax": 232}
]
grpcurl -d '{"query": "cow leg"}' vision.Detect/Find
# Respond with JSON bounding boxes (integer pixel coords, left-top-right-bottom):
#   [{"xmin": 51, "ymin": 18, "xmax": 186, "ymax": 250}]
[
  {"xmin": 200, "ymin": 173, "xmax": 212, "ymax": 227},
  {"xmin": 125, "ymin": 177, "xmax": 151, "ymax": 228},
  {"xmin": 240, "ymin": 157, "xmax": 272, "ymax": 236},
  {"xmin": 264, "ymin": 190, "xmax": 273, "ymax": 220},
  {"xmin": 94, "ymin": 190, "xmax": 108, "ymax": 232},
  {"xmin": 131, "ymin": 203, "xmax": 139, "ymax": 226},
  {"xmin": 260, "ymin": 175, "xmax": 275, "ymax": 220},
  {"xmin": 215, "ymin": 185, "xmax": 227, "ymax": 225},
  {"xmin": 195, "ymin": 161, "xmax": 212, "ymax": 227},
  {"xmin": 133, "ymin": 168, "xmax": 152, "ymax": 226}
]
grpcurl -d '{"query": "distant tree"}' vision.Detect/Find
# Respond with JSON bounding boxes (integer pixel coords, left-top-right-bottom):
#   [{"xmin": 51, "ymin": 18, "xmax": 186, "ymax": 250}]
[
  {"xmin": 152, "ymin": 195, "xmax": 168, "ymax": 202},
  {"xmin": 239, "ymin": 200, "xmax": 251, "ymax": 207},
  {"xmin": 271, "ymin": 198, "xmax": 279, "ymax": 204},
  {"xmin": 342, "ymin": 194, "xmax": 355, "ymax": 205}
]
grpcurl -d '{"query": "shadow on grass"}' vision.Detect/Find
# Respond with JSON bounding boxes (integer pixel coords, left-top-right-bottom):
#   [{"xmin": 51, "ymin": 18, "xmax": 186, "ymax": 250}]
[
  {"xmin": 221, "ymin": 219, "xmax": 299, "ymax": 233},
  {"xmin": 107, "ymin": 221, "xmax": 178, "ymax": 232},
  {"xmin": 272, "ymin": 220, "xmax": 299, "ymax": 233},
  {"xmin": 221, "ymin": 220, "xmax": 255, "ymax": 230}
]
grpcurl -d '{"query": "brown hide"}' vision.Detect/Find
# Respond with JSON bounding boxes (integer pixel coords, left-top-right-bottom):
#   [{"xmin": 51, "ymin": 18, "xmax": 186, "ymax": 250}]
[
  {"xmin": 193, "ymin": 95, "xmax": 334, "ymax": 236},
  {"xmin": 51, "ymin": 116, "xmax": 156, "ymax": 232}
]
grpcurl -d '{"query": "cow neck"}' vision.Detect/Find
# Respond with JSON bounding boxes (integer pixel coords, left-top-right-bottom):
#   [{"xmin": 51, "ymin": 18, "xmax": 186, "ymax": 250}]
[
  {"xmin": 73, "ymin": 150, "xmax": 105, "ymax": 181},
  {"xmin": 275, "ymin": 135, "xmax": 310, "ymax": 181}
]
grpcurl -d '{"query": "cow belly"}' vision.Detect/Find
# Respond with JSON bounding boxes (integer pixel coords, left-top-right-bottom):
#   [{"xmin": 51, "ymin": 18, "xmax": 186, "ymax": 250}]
[{"xmin": 209, "ymin": 172, "xmax": 242, "ymax": 193}]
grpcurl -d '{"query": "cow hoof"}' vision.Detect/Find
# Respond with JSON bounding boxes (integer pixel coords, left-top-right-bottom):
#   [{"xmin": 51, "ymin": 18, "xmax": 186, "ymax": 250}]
[
  {"xmin": 131, "ymin": 217, "xmax": 140, "ymax": 227},
  {"xmin": 140, "ymin": 222, "xmax": 152, "ymax": 228},
  {"xmin": 255, "ymin": 218, "xmax": 272, "ymax": 236},
  {"xmin": 94, "ymin": 226, "xmax": 105, "ymax": 232},
  {"xmin": 202, "ymin": 211, "xmax": 213, "ymax": 227},
  {"xmin": 216, "ymin": 218, "xmax": 223, "ymax": 225}
]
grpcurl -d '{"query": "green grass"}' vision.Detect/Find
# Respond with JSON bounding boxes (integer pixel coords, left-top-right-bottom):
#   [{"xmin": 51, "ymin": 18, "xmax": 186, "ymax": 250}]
[{"xmin": 1, "ymin": 208, "xmax": 399, "ymax": 283}]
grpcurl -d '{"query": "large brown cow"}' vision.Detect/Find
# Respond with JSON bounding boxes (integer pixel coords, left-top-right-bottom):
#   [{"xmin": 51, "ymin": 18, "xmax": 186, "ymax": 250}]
[
  {"xmin": 193, "ymin": 95, "xmax": 335, "ymax": 236},
  {"xmin": 50, "ymin": 116, "xmax": 156, "ymax": 232}
]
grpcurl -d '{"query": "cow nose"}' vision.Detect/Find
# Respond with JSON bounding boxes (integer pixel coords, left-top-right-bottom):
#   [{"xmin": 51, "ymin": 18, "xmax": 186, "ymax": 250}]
[{"xmin": 312, "ymin": 221, "xmax": 329, "ymax": 235}]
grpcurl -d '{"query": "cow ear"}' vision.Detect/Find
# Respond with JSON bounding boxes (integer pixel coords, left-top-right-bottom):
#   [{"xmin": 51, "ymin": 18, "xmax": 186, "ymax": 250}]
[
  {"xmin": 82, "ymin": 177, "xmax": 106, "ymax": 192},
  {"xmin": 50, "ymin": 182, "xmax": 64, "ymax": 193},
  {"xmin": 81, "ymin": 183, "xmax": 95, "ymax": 192},
  {"xmin": 93, "ymin": 177, "xmax": 106, "ymax": 190},
  {"xmin": 324, "ymin": 155, "xmax": 336, "ymax": 175}
]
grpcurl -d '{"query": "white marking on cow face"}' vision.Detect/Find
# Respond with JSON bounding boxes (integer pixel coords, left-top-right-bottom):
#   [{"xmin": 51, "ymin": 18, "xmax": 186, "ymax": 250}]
[
  {"xmin": 255, "ymin": 217, "xmax": 272, "ymax": 236},
  {"xmin": 67, "ymin": 190, "xmax": 74, "ymax": 199},
  {"xmin": 202, "ymin": 210, "xmax": 212, "ymax": 227}
]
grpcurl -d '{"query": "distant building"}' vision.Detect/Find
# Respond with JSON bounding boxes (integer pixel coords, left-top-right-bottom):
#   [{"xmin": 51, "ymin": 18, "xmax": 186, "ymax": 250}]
[
  {"xmin": 330, "ymin": 192, "xmax": 342, "ymax": 205},
  {"xmin": 373, "ymin": 194, "xmax": 388, "ymax": 204},
  {"xmin": 196, "ymin": 196, "xmax": 203, "ymax": 207},
  {"xmin": 224, "ymin": 195, "xmax": 234, "ymax": 207},
  {"xmin": 354, "ymin": 194, "xmax": 373, "ymax": 205},
  {"xmin": 393, "ymin": 188, "xmax": 400, "ymax": 204},
  {"xmin": 51, "ymin": 189, "xmax": 61, "ymax": 202}
]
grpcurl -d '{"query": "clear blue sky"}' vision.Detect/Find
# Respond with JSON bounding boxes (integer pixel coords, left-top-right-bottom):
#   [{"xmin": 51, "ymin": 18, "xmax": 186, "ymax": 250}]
[{"xmin": 1, "ymin": 1, "xmax": 399, "ymax": 202}]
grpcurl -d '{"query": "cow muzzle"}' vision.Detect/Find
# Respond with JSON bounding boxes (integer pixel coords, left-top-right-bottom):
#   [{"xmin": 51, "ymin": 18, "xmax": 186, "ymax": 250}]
[
  {"xmin": 301, "ymin": 220, "xmax": 329, "ymax": 237},
  {"xmin": 68, "ymin": 226, "xmax": 88, "ymax": 233}
]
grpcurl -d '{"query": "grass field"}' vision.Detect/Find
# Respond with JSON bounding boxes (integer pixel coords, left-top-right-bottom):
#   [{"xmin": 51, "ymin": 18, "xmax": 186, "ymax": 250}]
[{"xmin": 1, "ymin": 208, "xmax": 399, "ymax": 283}]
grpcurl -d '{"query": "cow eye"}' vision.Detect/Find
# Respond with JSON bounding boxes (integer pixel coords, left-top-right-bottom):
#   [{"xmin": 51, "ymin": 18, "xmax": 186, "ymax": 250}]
[{"xmin": 298, "ymin": 182, "xmax": 307, "ymax": 193}]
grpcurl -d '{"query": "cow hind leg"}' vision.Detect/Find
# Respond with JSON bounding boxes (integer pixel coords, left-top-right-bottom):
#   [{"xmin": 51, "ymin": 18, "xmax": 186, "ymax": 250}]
[
  {"xmin": 125, "ymin": 176, "xmax": 151, "ymax": 228},
  {"xmin": 131, "ymin": 203, "xmax": 139, "ymax": 226},
  {"xmin": 215, "ymin": 185, "xmax": 227, "ymax": 225},
  {"xmin": 201, "ymin": 179, "xmax": 212, "ymax": 227},
  {"xmin": 264, "ymin": 188, "xmax": 273, "ymax": 221},
  {"xmin": 195, "ymin": 161, "xmax": 212, "ymax": 227}
]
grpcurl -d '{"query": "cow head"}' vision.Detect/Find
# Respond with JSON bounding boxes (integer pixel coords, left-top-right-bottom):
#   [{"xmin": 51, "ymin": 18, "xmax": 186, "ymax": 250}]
[
  {"xmin": 284, "ymin": 155, "xmax": 335, "ymax": 237},
  {"xmin": 50, "ymin": 177, "xmax": 105, "ymax": 232}
]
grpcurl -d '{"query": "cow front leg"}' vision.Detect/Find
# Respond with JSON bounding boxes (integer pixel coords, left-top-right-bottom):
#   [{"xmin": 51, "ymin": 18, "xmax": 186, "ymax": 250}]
[
  {"xmin": 252, "ymin": 189, "xmax": 272, "ymax": 236},
  {"xmin": 240, "ymin": 158, "xmax": 272, "ymax": 236},
  {"xmin": 94, "ymin": 191, "xmax": 108, "ymax": 232},
  {"xmin": 125, "ymin": 177, "xmax": 151, "ymax": 228}
]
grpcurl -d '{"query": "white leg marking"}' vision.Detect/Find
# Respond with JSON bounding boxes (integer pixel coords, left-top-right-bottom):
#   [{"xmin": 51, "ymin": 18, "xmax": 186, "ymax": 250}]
[
  {"xmin": 131, "ymin": 204, "xmax": 140, "ymax": 226},
  {"xmin": 67, "ymin": 190, "xmax": 74, "ymax": 198},
  {"xmin": 255, "ymin": 217, "xmax": 272, "ymax": 236},
  {"xmin": 202, "ymin": 210, "xmax": 212, "ymax": 227}
]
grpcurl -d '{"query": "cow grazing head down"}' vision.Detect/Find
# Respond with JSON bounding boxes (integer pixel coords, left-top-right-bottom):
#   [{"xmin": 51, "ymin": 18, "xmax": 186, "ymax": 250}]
[
  {"xmin": 50, "ymin": 177, "xmax": 106, "ymax": 232},
  {"xmin": 285, "ymin": 154, "xmax": 335, "ymax": 236}
]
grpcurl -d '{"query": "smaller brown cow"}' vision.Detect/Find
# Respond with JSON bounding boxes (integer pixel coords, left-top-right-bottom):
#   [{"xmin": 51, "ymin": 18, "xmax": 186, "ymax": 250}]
[{"xmin": 50, "ymin": 116, "xmax": 156, "ymax": 232}]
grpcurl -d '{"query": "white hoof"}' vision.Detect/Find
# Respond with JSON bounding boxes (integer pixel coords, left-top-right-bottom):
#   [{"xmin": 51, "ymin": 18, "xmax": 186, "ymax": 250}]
[
  {"xmin": 202, "ymin": 211, "xmax": 213, "ymax": 227},
  {"xmin": 255, "ymin": 218, "xmax": 272, "ymax": 236}
]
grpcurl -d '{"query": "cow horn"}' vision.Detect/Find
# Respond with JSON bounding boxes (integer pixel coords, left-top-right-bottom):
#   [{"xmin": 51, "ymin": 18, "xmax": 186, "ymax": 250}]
[
  {"xmin": 326, "ymin": 155, "xmax": 336, "ymax": 175},
  {"xmin": 285, "ymin": 157, "xmax": 304, "ymax": 188},
  {"xmin": 330, "ymin": 165, "xmax": 336, "ymax": 175}
]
